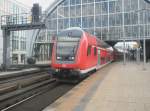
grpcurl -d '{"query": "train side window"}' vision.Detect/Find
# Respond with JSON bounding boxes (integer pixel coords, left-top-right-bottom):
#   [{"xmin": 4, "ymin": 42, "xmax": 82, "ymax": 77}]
[
  {"xmin": 94, "ymin": 47, "xmax": 97, "ymax": 56},
  {"xmin": 87, "ymin": 45, "xmax": 91, "ymax": 56}
]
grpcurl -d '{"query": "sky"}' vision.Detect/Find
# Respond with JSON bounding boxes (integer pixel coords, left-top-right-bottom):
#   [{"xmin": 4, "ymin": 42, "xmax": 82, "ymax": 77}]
[{"xmin": 15, "ymin": 0, "xmax": 55, "ymax": 10}]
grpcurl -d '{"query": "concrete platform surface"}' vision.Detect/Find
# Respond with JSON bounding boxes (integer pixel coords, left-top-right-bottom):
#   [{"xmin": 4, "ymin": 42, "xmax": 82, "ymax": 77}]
[
  {"xmin": 0, "ymin": 68, "xmax": 39, "ymax": 76},
  {"xmin": 43, "ymin": 62, "xmax": 150, "ymax": 111},
  {"xmin": 36, "ymin": 61, "xmax": 51, "ymax": 65}
]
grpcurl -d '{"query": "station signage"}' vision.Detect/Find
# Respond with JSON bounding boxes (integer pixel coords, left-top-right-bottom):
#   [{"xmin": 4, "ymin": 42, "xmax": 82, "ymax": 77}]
[{"xmin": 57, "ymin": 37, "xmax": 79, "ymax": 41}]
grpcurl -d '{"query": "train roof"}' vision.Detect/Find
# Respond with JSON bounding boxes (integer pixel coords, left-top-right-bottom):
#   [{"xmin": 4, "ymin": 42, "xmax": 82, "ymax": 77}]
[
  {"xmin": 57, "ymin": 27, "xmax": 113, "ymax": 51},
  {"xmin": 57, "ymin": 27, "xmax": 84, "ymax": 37},
  {"xmin": 96, "ymin": 38, "xmax": 113, "ymax": 51},
  {"xmin": 96, "ymin": 38, "xmax": 109, "ymax": 48}
]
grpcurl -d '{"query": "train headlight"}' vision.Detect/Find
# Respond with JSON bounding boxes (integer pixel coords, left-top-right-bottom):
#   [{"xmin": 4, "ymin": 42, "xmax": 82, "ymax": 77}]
[
  {"xmin": 55, "ymin": 69, "xmax": 59, "ymax": 72},
  {"xmin": 69, "ymin": 56, "xmax": 75, "ymax": 60},
  {"xmin": 57, "ymin": 57, "xmax": 61, "ymax": 60}
]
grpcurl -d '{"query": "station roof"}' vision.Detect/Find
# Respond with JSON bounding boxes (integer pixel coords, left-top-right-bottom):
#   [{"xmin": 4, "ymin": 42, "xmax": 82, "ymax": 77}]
[{"xmin": 45, "ymin": 0, "xmax": 64, "ymax": 17}]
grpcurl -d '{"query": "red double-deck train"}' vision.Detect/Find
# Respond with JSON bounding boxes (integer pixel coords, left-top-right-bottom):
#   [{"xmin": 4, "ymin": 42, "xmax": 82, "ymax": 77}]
[{"xmin": 51, "ymin": 27, "xmax": 114, "ymax": 82}]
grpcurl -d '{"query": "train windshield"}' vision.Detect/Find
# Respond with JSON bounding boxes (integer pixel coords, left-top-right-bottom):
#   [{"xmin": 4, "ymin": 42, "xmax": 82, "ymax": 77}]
[
  {"xmin": 56, "ymin": 29, "xmax": 82, "ymax": 62},
  {"xmin": 56, "ymin": 37, "xmax": 80, "ymax": 62}
]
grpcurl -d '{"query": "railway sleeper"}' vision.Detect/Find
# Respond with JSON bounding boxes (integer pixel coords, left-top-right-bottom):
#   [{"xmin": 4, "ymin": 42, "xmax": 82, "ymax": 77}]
[
  {"xmin": 0, "ymin": 79, "xmax": 55, "ymax": 110},
  {"xmin": 0, "ymin": 84, "xmax": 18, "ymax": 95},
  {"xmin": 19, "ymin": 75, "xmax": 51, "ymax": 88}
]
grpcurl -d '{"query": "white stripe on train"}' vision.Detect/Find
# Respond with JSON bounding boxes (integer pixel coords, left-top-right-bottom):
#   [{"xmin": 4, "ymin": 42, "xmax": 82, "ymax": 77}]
[{"xmin": 79, "ymin": 61, "xmax": 113, "ymax": 74}]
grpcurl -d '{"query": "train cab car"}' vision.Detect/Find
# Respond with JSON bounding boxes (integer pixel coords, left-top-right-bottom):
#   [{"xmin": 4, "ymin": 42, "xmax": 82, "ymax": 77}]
[{"xmin": 51, "ymin": 27, "xmax": 114, "ymax": 81}]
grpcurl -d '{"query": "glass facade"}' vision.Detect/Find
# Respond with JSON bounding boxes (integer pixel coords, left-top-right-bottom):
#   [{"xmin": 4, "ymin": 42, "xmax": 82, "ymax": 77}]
[
  {"xmin": 37, "ymin": 0, "xmax": 150, "ymax": 41},
  {"xmin": 34, "ymin": 0, "xmax": 150, "ymax": 62},
  {"xmin": 0, "ymin": 0, "xmax": 29, "ymax": 64}
]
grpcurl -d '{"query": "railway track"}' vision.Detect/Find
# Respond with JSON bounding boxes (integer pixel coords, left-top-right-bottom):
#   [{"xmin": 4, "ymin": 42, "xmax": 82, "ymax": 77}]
[
  {"xmin": 0, "ymin": 68, "xmax": 50, "ymax": 84},
  {"xmin": 0, "ymin": 68, "xmax": 97, "ymax": 111},
  {"xmin": 0, "ymin": 69, "xmax": 56, "ymax": 110},
  {"xmin": 0, "ymin": 67, "xmax": 75, "ymax": 111},
  {"xmin": 1, "ymin": 82, "xmax": 74, "ymax": 111}
]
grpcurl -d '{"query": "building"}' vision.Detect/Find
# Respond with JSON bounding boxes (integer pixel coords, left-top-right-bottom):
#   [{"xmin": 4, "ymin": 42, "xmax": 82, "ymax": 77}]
[
  {"xmin": 33, "ymin": 0, "xmax": 150, "ymax": 62},
  {"xmin": 0, "ymin": 0, "xmax": 29, "ymax": 64},
  {"xmin": 35, "ymin": 0, "xmax": 150, "ymax": 41}
]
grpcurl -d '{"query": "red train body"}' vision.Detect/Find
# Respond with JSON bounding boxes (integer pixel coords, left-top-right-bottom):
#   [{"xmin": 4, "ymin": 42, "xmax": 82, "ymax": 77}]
[{"xmin": 51, "ymin": 28, "xmax": 114, "ymax": 81}]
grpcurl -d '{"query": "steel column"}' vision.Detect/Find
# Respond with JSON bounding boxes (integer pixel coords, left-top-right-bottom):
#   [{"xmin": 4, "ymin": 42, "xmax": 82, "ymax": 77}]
[
  {"xmin": 2, "ymin": 30, "xmax": 11, "ymax": 70},
  {"xmin": 143, "ymin": 39, "xmax": 146, "ymax": 70},
  {"xmin": 136, "ymin": 48, "xmax": 140, "ymax": 64},
  {"xmin": 123, "ymin": 39, "xmax": 126, "ymax": 65}
]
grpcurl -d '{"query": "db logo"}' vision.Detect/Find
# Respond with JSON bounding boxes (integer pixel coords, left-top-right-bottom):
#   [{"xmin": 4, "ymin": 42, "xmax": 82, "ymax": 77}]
[{"xmin": 62, "ymin": 64, "xmax": 66, "ymax": 67}]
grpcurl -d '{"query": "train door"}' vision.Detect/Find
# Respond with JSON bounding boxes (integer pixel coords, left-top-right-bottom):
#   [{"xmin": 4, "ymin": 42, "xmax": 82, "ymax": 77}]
[{"xmin": 98, "ymin": 49, "xmax": 101, "ymax": 65}]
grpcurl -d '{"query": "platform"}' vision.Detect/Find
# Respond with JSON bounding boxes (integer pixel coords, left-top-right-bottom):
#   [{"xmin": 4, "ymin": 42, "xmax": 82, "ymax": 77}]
[
  {"xmin": 43, "ymin": 62, "xmax": 150, "ymax": 111},
  {"xmin": 35, "ymin": 61, "xmax": 51, "ymax": 67},
  {"xmin": 0, "ymin": 68, "xmax": 40, "ymax": 79}
]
